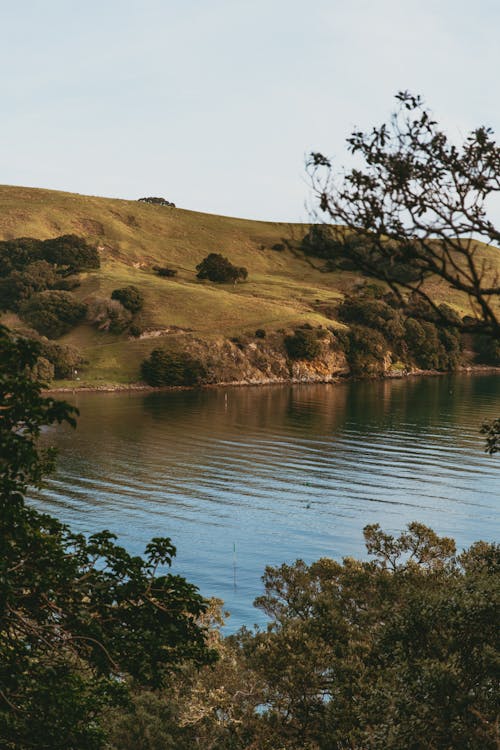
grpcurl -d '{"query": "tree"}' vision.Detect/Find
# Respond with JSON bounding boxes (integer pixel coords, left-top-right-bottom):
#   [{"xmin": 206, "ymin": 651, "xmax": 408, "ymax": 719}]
[
  {"xmin": 111, "ymin": 285, "xmax": 145, "ymax": 313},
  {"xmin": 284, "ymin": 328, "xmax": 322, "ymax": 360},
  {"xmin": 141, "ymin": 348, "xmax": 206, "ymax": 387},
  {"xmin": 19, "ymin": 290, "xmax": 88, "ymax": 338},
  {"xmin": 138, "ymin": 197, "xmax": 176, "ymax": 207},
  {"xmin": 235, "ymin": 523, "xmax": 499, "ymax": 749},
  {"xmin": 0, "ymin": 326, "xmax": 216, "ymax": 749},
  {"xmin": 42, "ymin": 234, "xmax": 100, "ymax": 273},
  {"xmin": 196, "ymin": 253, "xmax": 248, "ymax": 284},
  {"xmin": 104, "ymin": 524, "xmax": 500, "ymax": 750},
  {"xmin": 0, "ymin": 260, "xmax": 58, "ymax": 311},
  {"xmin": 308, "ymin": 91, "xmax": 500, "ymax": 337}
]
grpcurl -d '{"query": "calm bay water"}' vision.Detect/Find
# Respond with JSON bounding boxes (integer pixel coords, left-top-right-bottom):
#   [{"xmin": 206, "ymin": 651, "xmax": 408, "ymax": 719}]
[{"xmin": 32, "ymin": 375, "xmax": 500, "ymax": 630}]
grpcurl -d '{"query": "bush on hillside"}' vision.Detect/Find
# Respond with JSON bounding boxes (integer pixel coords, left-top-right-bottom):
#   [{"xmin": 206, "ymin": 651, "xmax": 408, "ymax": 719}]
[
  {"xmin": 0, "ymin": 237, "xmax": 44, "ymax": 276},
  {"xmin": 54, "ymin": 277, "xmax": 81, "ymax": 291},
  {"xmin": 344, "ymin": 324, "xmax": 388, "ymax": 376},
  {"xmin": 39, "ymin": 340, "xmax": 85, "ymax": 379},
  {"xmin": 196, "ymin": 253, "xmax": 248, "ymax": 284},
  {"xmin": 0, "ymin": 261, "xmax": 59, "ymax": 311},
  {"xmin": 284, "ymin": 328, "xmax": 322, "ymax": 360},
  {"xmin": 42, "ymin": 234, "xmax": 100, "ymax": 272},
  {"xmin": 404, "ymin": 317, "xmax": 461, "ymax": 370},
  {"xmin": 301, "ymin": 224, "xmax": 342, "ymax": 259},
  {"xmin": 19, "ymin": 291, "xmax": 87, "ymax": 339},
  {"xmin": 153, "ymin": 266, "xmax": 178, "ymax": 278},
  {"xmin": 128, "ymin": 324, "xmax": 144, "ymax": 338},
  {"xmin": 338, "ymin": 294, "xmax": 399, "ymax": 330},
  {"xmin": 141, "ymin": 349, "xmax": 206, "ymax": 387},
  {"xmin": 0, "ymin": 234, "xmax": 99, "ymax": 278},
  {"xmin": 111, "ymin": 285, "xmax": 144, "ymax": 314},
  {"xmin": 87, "ymin": 297, "xmax": 133, "ymax": 334},
  {"xmin": 31, "ymin": 356, "xmax": 55, "ymax": 382}
]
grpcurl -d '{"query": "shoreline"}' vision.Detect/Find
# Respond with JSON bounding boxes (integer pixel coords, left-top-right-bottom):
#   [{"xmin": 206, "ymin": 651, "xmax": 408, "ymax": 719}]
[{"xmin": 42, "ymin": 364, "xmax": 500, "ymax": 395}]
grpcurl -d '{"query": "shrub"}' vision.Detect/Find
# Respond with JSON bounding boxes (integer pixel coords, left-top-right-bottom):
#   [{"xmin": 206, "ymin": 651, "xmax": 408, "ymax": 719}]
[
  {"xmin": 0, "ymin": 261, "xmax": 59, "ymax": 311},
  {"xmin": 0, "ymin": 235, "xmax": 99, "ymax": 278},
  {"xmin": 111, "ymin": 285, "xmax": 144, "ymax": 314},
  {"xmin": 128, "ymin": 324, "xmax": 144, "ymax": 338},
  {"xmin": 255, "ymin": 329, "xmax": 266, "ymax": 339},
  {"xmin": 54, "ymin": 277, "xmax": 81, "ymax": 291},
  {"xmin": 141, "ymin": 349, "xmax": 206, "ymax": 387},
  {"xmin": 284, "ymin": 329, "xmax": 322, "ymax": 360},
  {"xmin": 31, "ymin": 356, "xmax": 55, "ymax": 382},
  {"xmin": 404, "ymin": 317, "xmax": 461, "ymax": 370},
  {"xmin": 153, "ymin": 266, "xmax": 178, "ymax": 277},
  {"xmin": 20, "ymin": 291, "xmax": 87, "ymax": 338},
  {"xmin": 271, "ymin": 243, "xmax": 285, "ymax": 252},
  {"xmin": 345, "ymin": 325, "xmax": 388, "ymax": 376},
  {"xmin": 196, "ymin": 253, "xmax": 248, "ymax": 284},
  {"xmin": 42, "ymin": 234, "xmax": 100, "ymax": 272},
  {"xmin": 301, "ymin": 224, "xmax": 341, "ymax": 259},
  {"xmin": 87, "ymin": 298, "xmax": 132, "ymax": 334},
  {"xmin": 474, "ymin": 333, "xmax": 500, "ymax": 365},
  {"xmin": 39, "ymin": 341, "xmax": 85, "ymax": 379},
  {"xmin": 0, "ymin": 237, "xmax": 43, "ymax": 276}
]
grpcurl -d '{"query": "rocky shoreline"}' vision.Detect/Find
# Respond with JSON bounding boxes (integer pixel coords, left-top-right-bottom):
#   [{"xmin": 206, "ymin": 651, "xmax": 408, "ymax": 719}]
[{"xmin": 43, "ymin": 363, "xmax": 500, "ymax": 395}]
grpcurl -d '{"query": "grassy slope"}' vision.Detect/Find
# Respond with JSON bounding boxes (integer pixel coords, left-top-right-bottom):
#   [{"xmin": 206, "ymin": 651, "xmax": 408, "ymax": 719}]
[{"xmin": 0, "ymin": 185, "xmax": 497, "ymax": 385}]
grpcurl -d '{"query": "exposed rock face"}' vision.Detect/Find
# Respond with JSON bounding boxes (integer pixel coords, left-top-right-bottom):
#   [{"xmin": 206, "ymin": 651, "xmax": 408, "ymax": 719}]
[{"xmin": 184, "ymin": 331, "xmax": 349, "ymax": 386}]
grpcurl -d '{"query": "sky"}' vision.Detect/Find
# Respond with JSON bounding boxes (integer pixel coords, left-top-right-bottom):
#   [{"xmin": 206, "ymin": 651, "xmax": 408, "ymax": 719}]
[{"xmin": 1, "ymin": 0, "xmax": 500, "ymax": 221}]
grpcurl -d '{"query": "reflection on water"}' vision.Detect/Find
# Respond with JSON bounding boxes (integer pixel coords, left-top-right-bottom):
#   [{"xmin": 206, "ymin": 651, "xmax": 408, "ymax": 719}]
[{"xmin": 32, "ymin": 375, "xmax": 500, "ymax": 630}]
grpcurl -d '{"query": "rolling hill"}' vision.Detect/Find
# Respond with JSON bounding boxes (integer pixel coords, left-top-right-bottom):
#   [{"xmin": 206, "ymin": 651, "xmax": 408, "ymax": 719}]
[{"xmin": 0, "ymin": 185, "xmax": 496, "ymax": 387}]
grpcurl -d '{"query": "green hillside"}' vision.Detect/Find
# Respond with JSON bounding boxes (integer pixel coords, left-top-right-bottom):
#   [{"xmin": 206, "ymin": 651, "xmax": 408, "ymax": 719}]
[{"xmin": 0, "ymin": 185, "xmax": 496, "ymax": 386}]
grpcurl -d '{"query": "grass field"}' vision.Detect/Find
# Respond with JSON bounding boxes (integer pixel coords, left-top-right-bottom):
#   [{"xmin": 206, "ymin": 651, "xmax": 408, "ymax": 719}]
[{"xmin": 0, "ymin": 184, "xmax": 498, "ymax": 385}]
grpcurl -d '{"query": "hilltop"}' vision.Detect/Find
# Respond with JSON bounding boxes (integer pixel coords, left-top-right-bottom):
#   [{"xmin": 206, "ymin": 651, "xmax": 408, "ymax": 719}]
[{"xmin": 0, "ymin": 185, "xmax": 496, "ymax": 387}]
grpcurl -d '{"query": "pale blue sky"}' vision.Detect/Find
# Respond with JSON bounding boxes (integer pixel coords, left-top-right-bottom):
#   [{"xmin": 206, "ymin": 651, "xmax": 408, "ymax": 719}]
[{"xmin": 1, "ymin": 0, "xmax": 499, "ymax": 220}]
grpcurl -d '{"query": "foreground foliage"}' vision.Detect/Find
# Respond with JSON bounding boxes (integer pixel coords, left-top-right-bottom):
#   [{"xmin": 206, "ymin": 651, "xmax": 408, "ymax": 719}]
[
  {"xmin": 107, "ymin": 524, "xmax": 499, "ymax": 750},
  {"xmin": 0, "ymin": 326, "xmax": 216, "ymax": 749}
]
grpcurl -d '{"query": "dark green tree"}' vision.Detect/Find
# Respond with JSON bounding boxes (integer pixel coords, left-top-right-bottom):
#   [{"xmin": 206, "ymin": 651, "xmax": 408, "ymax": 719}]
[
  {"xmin": 111, "ymin": 285, "xmax": 145, "ymax": 313},
  {"xmin": 0, "ymin": 326, "xmax": 216, "ymax": 749},
  {"xmin": 196, "ymin": 253, "xmax": 248, "ymax": 284},
  {"xmin": 0, "ymin": 260, "xmax": 61, "ymax": 311},
  {"xmin": 0, "ymin": 237, "xmax": 43, "ymax": 276},
  {"xmin": 42, "ymin": 234, "xmax": 100, "ymax": 273},
  {"xmin": 284, "ymin": 329, "xmax": 322, "ymax": 361},
  {"xmin": 237, "ymin": 523, "xmax": 499, "ymax": 750},
  {"xmin": 19, "ymin": 290, "xmax": 87, "ymax": 338},
  {"xmin": 141, "ymin": 348, "xmax": 206, "ymax": 387}
]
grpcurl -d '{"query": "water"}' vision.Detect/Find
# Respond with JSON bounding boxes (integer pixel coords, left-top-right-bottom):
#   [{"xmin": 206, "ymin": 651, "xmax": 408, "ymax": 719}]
[{"xmin": 32, "ymin": 375, "xmax": 500, "ymax": 630}]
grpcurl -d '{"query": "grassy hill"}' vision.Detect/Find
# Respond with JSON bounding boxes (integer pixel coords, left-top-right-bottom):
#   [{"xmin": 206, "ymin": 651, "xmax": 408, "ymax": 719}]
[{"xmin": 0, "ymin": 185, "xmax": 497, "ymax": 386}]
